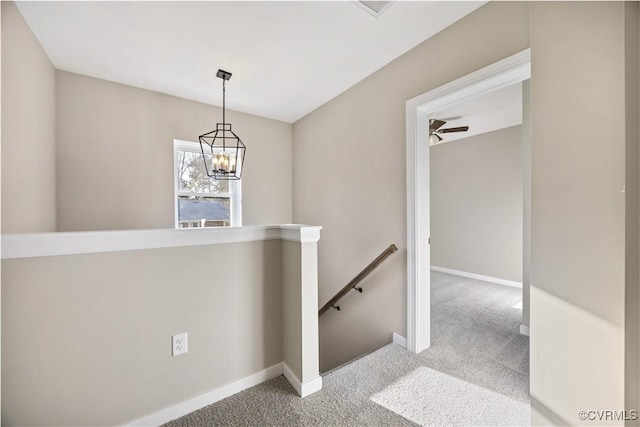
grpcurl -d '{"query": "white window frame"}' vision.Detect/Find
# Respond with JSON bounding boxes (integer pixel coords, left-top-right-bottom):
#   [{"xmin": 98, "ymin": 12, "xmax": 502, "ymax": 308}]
[{"xmin": 173, "ymin": 139, "xmax": 242, "ymax": 228}]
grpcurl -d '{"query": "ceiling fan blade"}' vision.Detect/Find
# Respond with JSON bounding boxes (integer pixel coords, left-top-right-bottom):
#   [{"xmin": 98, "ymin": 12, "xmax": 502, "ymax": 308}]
[
  {"xmin": 429, "ymin": 133, "xmax": 443, "ymax": 144},
  {"xmin": 429, "ymin": 119, "xmax": 446, "ymax": 131},
  {"xmin": 437, "ymin": 126, "xmax": 469, "ymax": 134}
]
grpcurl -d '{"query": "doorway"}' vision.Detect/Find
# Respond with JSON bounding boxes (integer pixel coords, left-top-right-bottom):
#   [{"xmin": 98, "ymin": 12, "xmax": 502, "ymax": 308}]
[{"xmin": 405, "ymin": 49, "xmax": 531, "ymax": 353}]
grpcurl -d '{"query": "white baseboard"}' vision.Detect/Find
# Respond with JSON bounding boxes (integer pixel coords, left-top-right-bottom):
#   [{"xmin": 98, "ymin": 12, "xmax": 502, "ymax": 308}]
[
  {"xmin": 520, "ymin": 324, "xmax": 530, "ymax": 336},
  {"xmin": 431, "ymin": 266, "xmax": 522, "ymax": 289},
  {"xmin": 283, "ymin": 363, "xmax": 323, "ymax": 397},
  {"xmin": 124, "ymin": 363, "xmax": 284, "ymax": 426},
  {"xmin": 392, "ymin": 333, "xmax": 407, "ymax": 349}
]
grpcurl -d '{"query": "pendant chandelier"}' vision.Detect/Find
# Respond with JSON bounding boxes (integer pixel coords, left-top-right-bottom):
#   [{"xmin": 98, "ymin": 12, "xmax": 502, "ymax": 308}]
[{"xmin": 199, "ymin": 69, "xmax": 246, "ymax": 180}]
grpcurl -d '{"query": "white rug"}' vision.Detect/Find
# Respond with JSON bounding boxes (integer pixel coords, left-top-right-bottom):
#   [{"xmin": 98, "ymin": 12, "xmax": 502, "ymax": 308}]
[{"xmin": 370, "ymin": 366, "xmax": 530, "ymax": 426}]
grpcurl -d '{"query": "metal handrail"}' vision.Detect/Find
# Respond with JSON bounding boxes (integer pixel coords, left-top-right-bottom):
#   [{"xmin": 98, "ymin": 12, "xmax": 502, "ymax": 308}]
[{"xmin": 318, "ymin": 244, "xmax": 398, "ymax": 317}]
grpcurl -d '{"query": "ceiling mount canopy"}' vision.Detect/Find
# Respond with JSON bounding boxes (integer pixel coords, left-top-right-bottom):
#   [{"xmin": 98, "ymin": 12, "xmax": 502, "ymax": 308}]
[{"xmin": 199, "ymin": 69, "xmax": 246, "ymax": 180}]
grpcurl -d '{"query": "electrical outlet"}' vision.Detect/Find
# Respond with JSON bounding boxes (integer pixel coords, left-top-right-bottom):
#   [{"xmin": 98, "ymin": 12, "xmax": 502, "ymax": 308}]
[{"xmin": 172, "ymin": 332, "xmax": 188, "ymax": 356}]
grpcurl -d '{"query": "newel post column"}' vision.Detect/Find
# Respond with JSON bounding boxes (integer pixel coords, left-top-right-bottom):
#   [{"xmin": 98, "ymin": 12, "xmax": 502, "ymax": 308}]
[{"xmin": 280, "ymin": 225, "xmax": 322, "ymax": 397}]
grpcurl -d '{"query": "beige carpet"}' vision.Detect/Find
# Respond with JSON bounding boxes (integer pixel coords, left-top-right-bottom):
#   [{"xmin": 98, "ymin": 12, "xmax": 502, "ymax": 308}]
[{"xmin": 371, "ymin": 366, "xmax": 529, "ymax": 426}]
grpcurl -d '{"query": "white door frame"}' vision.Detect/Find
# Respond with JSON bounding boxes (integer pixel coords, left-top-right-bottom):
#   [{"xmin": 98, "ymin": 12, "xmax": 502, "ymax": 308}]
[{"xmin": 405, "ymin": 49, "xmax": 531, "ymax": 353}]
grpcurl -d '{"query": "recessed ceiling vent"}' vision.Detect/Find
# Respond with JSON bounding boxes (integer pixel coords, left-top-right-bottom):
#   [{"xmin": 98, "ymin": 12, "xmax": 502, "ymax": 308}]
[{"xmin": 354, "ymin": 1, "xmax": 394, "ymax": 18}]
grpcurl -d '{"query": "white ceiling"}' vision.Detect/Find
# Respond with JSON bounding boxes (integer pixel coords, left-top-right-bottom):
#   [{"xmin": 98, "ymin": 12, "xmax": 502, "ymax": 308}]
[
  {"xmin": 16, "ymin": 1, "xmax": 486, "ymax": 123},
  {"xmin": 431, "ymin": 82, "xmax": 523, "ymax": 144}
]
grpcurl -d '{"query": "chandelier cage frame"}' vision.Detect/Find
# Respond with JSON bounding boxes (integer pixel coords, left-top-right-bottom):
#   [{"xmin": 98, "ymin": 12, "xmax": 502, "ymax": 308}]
[{"xmin": 199, "ymin": 69, "xmax": 246, "ymax": 180}]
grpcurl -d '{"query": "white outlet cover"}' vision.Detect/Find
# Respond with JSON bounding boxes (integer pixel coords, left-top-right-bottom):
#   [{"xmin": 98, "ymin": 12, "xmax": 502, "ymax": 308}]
[{"xmin": 172, "ymin": 332, "xmax": 188, "ymax": 356}]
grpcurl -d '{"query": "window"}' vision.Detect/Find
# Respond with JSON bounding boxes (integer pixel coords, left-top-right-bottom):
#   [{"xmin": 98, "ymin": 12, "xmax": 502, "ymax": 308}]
[{"xmin": 174, "ymin": 140, "xmax": 241, "ymax": 228}]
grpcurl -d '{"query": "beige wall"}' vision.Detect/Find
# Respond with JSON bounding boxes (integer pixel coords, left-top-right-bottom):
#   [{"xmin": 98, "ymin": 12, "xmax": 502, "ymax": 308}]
[
  {"xmin": 2, "ymin": 240, "xmax": 283, "ymax": 426},
  {"xmin": 530, "ymin": 2, "xmax": 630, "ymax": 425},
  {"xmin": 293, "ymin": 1, "xmax": 530, "ymax": 372},
  {"xmin": 1, "ymin": 1, "xmax": 56, "ymax": 233},
  {"xmin": 522, "ymin": 80, "xmax": 531, "ymax": 329},
  {"xmin": 1, "ymin": 1, "xmax": 293, "ymax": 233},
  {"xmin": 55, "ymin": 71, "xmax": 292, "ymax": 231},
  {"xmin": 637, "ymin": 1, "xmax": 640, "ymax": 415},
  {"xmin": 626, "ymin": 1, "xmax": 640, "ymax": 422},
  {"xmin": 430, "ymin": 125, "xmax": 523, "ymax": 283}
]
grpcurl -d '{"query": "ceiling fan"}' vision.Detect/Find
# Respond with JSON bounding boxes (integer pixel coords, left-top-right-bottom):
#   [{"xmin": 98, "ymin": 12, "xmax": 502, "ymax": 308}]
[{"xmin": 429, "ymin": 119, "xmax": 469, "ymax": 145}]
